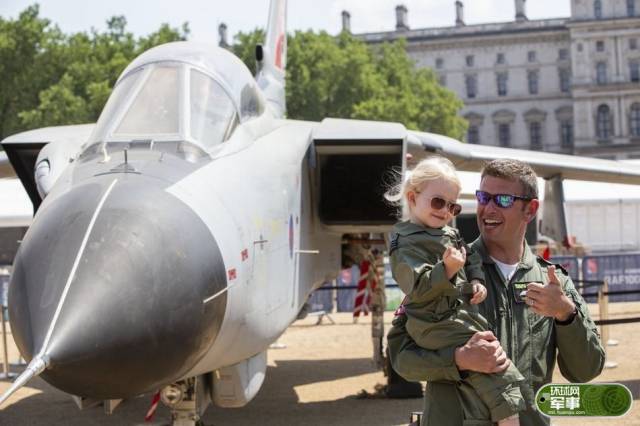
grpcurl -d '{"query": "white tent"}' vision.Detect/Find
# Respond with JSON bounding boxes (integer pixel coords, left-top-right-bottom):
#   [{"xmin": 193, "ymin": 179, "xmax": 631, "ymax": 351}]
[{"xmin": 0, "ymin": 178, "xmax": 33, "ymax": 228}]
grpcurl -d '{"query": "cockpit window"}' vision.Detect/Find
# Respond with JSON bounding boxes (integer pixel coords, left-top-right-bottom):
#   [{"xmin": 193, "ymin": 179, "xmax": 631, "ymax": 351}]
[
  {"xmin": 88, "ymin": 68, "xmax": 143, "ymax": 144},
  {"xmin": 116, "ymin": 66, "xmax": 179, "ymax": 135},
  {"xmin": 190, "ymin": 69, "xmax": 237, "ymax": 148},
  {"xmin": 83, "ymin": 60, "xmax": 243, "ymax": 159}
]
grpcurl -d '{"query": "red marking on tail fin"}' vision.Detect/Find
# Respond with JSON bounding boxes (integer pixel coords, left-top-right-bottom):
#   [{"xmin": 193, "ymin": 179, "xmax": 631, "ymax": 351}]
[{"xmin": 275, "ymin": 33, "xmax": 285, "ymax": 70}]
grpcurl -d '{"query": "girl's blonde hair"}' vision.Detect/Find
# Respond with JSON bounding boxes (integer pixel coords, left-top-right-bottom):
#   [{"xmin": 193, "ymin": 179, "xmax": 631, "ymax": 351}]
[{"xmin": 385, "ymin": 155, "xmax": 461, "ymax": 220}]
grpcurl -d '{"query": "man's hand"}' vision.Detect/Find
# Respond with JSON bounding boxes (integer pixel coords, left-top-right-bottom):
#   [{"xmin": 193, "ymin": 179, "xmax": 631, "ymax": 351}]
[
  {"xmin": 525, "ymin": 266, "xmax": 576, "ymax": 321},
  {"xmin": 454, "ymin": 331, "xmax": 510, "ymax": 374},
  {"xmin": 469, "ymin": 280, "xmax": 487, "ymax": 305},
  {"xmin": 443, "ymin": 246, "xmax": 466, "ymax": 279}
]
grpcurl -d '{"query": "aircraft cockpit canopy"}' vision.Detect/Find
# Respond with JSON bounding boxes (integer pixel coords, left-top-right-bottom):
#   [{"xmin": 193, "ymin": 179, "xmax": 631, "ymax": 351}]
[{"xmin": 83, "ymin": 42, "xmax": 264, "ymax": 157}]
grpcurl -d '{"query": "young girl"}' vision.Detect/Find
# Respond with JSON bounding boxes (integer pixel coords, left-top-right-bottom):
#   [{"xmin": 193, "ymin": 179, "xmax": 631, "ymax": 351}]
[{"xmin": 386, "ymin": 156, "xmax": 524, "ymax": 426}]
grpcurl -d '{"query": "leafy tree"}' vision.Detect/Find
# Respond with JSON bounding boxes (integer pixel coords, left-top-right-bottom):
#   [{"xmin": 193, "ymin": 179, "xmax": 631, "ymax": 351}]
[
  {"xmin": 19, "ymin": 74, "xmax": 87, "ymax": 128},
  {"xmin": 0, "ymin": 6, "xmax": 189, "ymax": 140},
  {"xmin": 0, "ymin": 5, "xmax": 52, "ymax": 139},
  {"xmin": 353, "ymin": 40, "xmax": 467, "ymax": 138},
  {"xmin": 232, "ymin": 30, "xmax": 466, "ymax": 139},
  {"xmin": 231, "ymin": 29, "xmax": 264, "ymax": 76}
]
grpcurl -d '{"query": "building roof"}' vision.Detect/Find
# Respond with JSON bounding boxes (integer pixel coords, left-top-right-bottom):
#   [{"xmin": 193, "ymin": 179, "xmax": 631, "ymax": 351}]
[{"xmin": 356, "ymin": 18, "xmax": 569, "ymax": 44}]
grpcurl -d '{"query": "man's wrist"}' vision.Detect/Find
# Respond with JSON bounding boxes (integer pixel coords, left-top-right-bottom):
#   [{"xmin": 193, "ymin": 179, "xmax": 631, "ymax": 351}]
[
  {"xmin": 555, "ymin": 300, "xmax": 577, "ymax": 324},
  {"xmin": 454, "ymin": 345, "xmax": 467, "ymax": 371}
]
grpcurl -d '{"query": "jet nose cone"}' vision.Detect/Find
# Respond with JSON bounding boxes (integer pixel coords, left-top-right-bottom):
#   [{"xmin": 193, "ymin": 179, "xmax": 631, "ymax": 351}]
[{"xmin": 9, "ymin": 175, "xmax": 227, "ymax": 398}]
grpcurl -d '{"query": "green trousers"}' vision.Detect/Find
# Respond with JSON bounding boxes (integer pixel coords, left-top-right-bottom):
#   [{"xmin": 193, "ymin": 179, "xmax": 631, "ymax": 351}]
[{"xmin": 405, "ymin": 305, "xmax": 526, "ymax": 422}]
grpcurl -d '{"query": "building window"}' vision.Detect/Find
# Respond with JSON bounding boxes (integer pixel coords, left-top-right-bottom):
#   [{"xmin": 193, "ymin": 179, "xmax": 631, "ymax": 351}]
[
  {"xmin": 560, "ymin": 121, "xmax": 574, "ymax": 148},
  {"xmin": 529, "ymin": 122, "xmax": 542, "ymax": 149},
  {"xmin": 498, "ymin": 124, "xmax": 511, "ymax": 147},
  {"xmin": 466, "ymin": 55, "xmax": 474, "ymax": 67},
  {"xmin": 631, "ymin": 103, "xmax": 640, "ymax": 136},
  {"xmin": 631, "ymin": 38, "xmax": 638, "ymax": 50},
  {"xmin": 528, "ymin": 70, "xmax": 539, "ymax": 95},
  {"xmin": 528, "ymin": 51, "xmax": 536, "ymax": 62},
  {"xmin": 465, "ymin": 75, "xmax": 477, "ymax": 99},
  {"xmin": 559, "ymin": 68, "xmax": 571, "ymax": 93},
  {"xmin": 577, "ymin": 43, "xmax": 583, "ymax": 52},
  {"xmin": 630, "ymin": 61, "xmax": 640, "ymax": 82},
  {"xmin": 594, "ymin": 0, "xmax": 603, "ymax": 19},
  {"xmin": 596, "ymin": 104, "xmax": 612, "ymax": 140},
  {"xmin": 436, "ymin": 58, "xmax": 444, "ymax": 69},
  {"xmin": 439, "ymin": 74, "xmax": 447, "ymax": 86},
  {"xmin": 467, "ymin": 125, "xmax": 480, "ymax": 144},
  {"xmin": 628, "ymin": 0, "xmax": 636, "ymax": 16},
  {"xmin": 596, "ymin": 40, "xmax": 605, "ymax": 52},
  {"xmin": 596, "ymin": 62, "xmax": 607, "ymax": 84},
  {"xmin": 497, "ymin": 72, "xmax": 508, "ymax": 96},
  {"xmin": 497, "ymin": 53, "xmax": 505, "ymax": 64},
  {"xmin": 558, "ymin": 49, "xmax": 569, "ymax": 60}
]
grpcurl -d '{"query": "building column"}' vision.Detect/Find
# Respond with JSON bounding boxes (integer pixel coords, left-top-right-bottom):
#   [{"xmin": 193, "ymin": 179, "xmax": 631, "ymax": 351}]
[
  {"xmin": 618, "ymin": 96, "xmax": 626, "ymax": 139},
  {"xmin": 614, "ymin": 35, "xmax": 625, "ymax": 83}
]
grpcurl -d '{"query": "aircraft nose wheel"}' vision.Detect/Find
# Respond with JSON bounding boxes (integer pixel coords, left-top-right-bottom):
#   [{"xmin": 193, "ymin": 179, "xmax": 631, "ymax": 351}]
[{"xmin": 160, "ymin": 379, "xmax": 206, "ymax": 426}]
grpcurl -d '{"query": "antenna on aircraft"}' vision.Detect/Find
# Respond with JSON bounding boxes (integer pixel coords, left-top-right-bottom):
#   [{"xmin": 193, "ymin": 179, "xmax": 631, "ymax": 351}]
[
  {"xmin": 255, "ymin": 44, "xmax": 265, "ymax": 72},
  {"xmin": 0, "ymin": 355, "xmax": 49, "ymax": 406}
]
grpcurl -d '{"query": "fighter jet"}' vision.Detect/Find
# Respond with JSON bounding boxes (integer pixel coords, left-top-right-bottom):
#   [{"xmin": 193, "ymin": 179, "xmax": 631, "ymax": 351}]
[{"xmin": 2, "ymin": 0, "xmax": 640, "ymax": 424}]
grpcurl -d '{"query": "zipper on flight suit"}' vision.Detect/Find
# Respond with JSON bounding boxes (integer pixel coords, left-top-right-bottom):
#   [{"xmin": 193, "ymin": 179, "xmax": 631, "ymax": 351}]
[
  {"xmin": 506, "ymin": 274, "xmax": 516, "ymax": 365},
  {"xmin": 505, "ymin": 264, "xmax": 526, "ymax": 367},
  {"xmin": 497, "ymin": 264, "xmax": 521, "ymax": 366},
  {"xmin": 492, "ymin": 263, "xmax": 515, "ymax": 361}
]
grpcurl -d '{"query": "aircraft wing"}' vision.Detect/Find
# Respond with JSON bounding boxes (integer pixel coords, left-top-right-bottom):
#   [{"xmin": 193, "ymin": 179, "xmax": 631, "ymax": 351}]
[
  {"xmin": 409, "ymin": 130, "xmax": 640, "ymax": 185},
  {"xmin": 1, "ymin": 124, "xmax": 95, "ymax": 209}
]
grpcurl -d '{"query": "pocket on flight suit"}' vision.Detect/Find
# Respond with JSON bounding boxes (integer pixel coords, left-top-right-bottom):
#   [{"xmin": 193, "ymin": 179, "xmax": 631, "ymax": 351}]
[
  {"xmin": 455, "ymin": 380, "xmax": 493, "ymax": 425},
  {"xmin": 529, "ymin": 312, "xmax": 553, "ymax": 383}
]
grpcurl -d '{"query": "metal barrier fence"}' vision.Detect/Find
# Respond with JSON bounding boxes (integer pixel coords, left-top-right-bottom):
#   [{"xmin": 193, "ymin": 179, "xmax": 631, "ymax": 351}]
[
  {"xmin": 310, "ymin": 253, "xmax": 640, "ymax": 313},
  {"xmin": 0, "ymin": 266, "xmax": 16, "ymax": 379}
]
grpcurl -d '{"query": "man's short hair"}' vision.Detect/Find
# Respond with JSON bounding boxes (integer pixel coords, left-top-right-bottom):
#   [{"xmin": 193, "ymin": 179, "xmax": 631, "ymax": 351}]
[{"xmin": 480, "ymin": 159, "xmax": 538, "ymax": 199}]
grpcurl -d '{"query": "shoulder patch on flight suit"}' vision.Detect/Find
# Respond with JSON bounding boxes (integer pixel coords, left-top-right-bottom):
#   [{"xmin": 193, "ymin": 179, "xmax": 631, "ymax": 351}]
[
  {"xmin": 394, "ymin": 262, "xmax": 415, "ymax": 294},
  {"xmin": 536, "ymin": 256, "xmax": 569, "ymax": 276}
]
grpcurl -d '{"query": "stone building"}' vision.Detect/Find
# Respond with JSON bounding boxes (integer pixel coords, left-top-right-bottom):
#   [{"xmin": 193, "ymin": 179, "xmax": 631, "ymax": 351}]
[{"xmin": 348, "ymin": 0, "xmax": 640, "ymax": 159}]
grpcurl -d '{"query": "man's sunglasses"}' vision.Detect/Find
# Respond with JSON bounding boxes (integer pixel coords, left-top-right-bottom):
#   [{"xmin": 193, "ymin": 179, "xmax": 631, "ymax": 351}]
[
  {"xmin": 429, "ymin": 196, "xmax": 462, "ymax": 216},
  {"xmin": 475, "ymin": 190, "xmax": 534, "ymax": 208}
]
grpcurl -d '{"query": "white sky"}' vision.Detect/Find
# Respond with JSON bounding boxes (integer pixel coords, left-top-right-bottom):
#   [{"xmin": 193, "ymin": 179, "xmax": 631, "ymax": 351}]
[{"xmin": 1, "ymin": 0, "xmax": 571, "ymax": 43}]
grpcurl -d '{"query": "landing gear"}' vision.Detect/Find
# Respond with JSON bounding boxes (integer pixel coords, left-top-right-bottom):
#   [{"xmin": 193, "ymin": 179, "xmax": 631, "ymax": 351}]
[{"xmin": 160, "ymin": 376, "xmax": 211, "ymax": 426}]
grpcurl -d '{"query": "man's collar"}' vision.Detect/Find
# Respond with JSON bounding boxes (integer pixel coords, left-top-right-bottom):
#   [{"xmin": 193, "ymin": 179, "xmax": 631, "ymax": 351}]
[{"xmin": 475, "ymin": 237, "xmax": 535, "ymax": 269}]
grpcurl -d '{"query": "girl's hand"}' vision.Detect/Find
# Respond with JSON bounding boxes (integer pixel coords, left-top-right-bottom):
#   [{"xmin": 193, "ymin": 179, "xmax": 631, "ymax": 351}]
[
  {"xmin": 443, "ymin": 246, "xmax": 466, "ymax": 278},
  {"xmin": 470, "ymin": 280, "xmax": 487, "ymax": 304}
]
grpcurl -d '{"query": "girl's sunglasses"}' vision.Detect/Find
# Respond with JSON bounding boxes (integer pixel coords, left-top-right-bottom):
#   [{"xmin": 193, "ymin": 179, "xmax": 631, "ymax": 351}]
[
  {"xmin": 429, "ymin": 196, "xmax": 462, "ymax": 216},
  {"xmin": 475, "ymin": 190, "xmax": 534, "ymax": 208}
]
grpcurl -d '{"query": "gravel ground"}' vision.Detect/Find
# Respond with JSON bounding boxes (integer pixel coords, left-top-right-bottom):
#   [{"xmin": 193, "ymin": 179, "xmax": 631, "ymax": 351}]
[{"xmin": 0, "ymin": 303, "xmax": 639, "ymax": 425}]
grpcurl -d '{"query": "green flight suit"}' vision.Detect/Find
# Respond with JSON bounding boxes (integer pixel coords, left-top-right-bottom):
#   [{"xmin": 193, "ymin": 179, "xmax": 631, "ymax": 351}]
[
  {"xmin": 388, "ymin": 237, "xmax": 605, "ymax": 426},
  {"xmin": 390, "ymin": 221, "xmax": 525, "ymax": 422}
]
